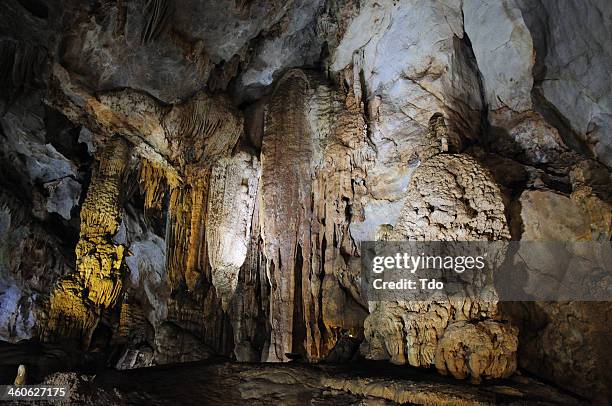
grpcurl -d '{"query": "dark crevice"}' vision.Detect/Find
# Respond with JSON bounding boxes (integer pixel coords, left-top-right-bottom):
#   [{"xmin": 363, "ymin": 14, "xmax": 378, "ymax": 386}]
[
  {"xmin": 358, "ymin": 68, "xmax": 377, "ymax": 152},
  {"xmin": 459, "ymin": 31, "xmax": 489, "ymax": 148},
  {"xmin": 318, "ymin": 233, "xmax": 328, "ymax": 352},
  {"xmin": 532, "ymin": 87, "xmax": 594, "ymax": 160},
  {"xmin": 291, "ymin": 243, "xmax": 306, "ymax": 358},
  {"xmin": 140, "ymin": 0, "xmax": 174, "ymax": 45},
  {"xmin": 17, "ymin": 0, "xmax": 49, "ymax": 20}
]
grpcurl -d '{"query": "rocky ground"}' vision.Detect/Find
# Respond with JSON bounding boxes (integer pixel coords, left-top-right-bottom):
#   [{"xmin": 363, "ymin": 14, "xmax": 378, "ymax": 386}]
[{"xmin": 4, "ymin": 358, "xmax": 585, "ymax": 405}]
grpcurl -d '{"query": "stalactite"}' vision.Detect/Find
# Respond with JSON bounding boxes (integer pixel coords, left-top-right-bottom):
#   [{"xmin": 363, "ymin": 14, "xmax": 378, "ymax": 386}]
[
  {"xmin": 137, "ymin": 159, "xmax": 179, "ymax": 212},
  {"xmin": 231, "ymin": 193, "xmax": 270, "ymax": 361},
  {"xmin": 166, "ymin": 186, "xmax": 192, "ymax": 289},
  {"xmin": 164, "ymin": 175, "xmax": 209, "ymax": 292},
  {"xmin": 141, "ymin": 0, "xmax": 173, "ymax": 44},
  {"xmin": 0, "ymin": 39, "xmax": 46, "ymax": 103},
  {"xmin": 311, "ymin": 90, "xmax": 373, "ymax": 360},
  {"xmin": 105, "ymin": 84, "xmax": 246, "ymax": 356},
  {"xmin": 185, "ymin": 179, "xmax": 208, "ymax": 292},
  {"xmin": 207, "ymin": 153, "xmax": 260, "ymax": 310}
]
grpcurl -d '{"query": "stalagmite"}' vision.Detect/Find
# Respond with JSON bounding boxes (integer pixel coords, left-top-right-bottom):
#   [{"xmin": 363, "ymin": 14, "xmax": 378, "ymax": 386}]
[
  {"xmin": 14, "ymin": 364, "xmax": 26, "ymax": 385},
  {"xmin": 361, "ymin": 153, "xmax": 518, "ymax": 382},
  {"xmin": 43, "ymin": 137, "xmax": 130, "ymax": 347},
  {"xmin": 261, "ymin": 69, "xmax": 314, "ymax": 361},
  {"xmin": 259, "ymin": 69, "xmax": 373, "ymax": 362}
]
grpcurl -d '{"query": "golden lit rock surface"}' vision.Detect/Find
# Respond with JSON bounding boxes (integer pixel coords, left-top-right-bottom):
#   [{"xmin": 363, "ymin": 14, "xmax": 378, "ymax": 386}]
[
  {"xmin": 43, "ymin": 137, "xmax": 130, "ymax": 347},
  {"xmin": 14, "ymin": 364, "xmax": 26, "ymax": 385},
  {"xmin": 138, "ymin": 159, "xmax": 179, "ymax": 213}
]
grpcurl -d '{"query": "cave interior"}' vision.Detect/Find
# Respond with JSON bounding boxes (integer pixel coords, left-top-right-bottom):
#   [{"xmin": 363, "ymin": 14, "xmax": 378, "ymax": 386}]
[{"xmin": 0, "ymin": 0, "xmax": 611, "ymax": 404}]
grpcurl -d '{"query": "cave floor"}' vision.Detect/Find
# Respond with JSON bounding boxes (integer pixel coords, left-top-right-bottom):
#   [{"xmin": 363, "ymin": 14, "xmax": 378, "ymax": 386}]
[
  {"xmin": 0, "ymin": 341, "xmax": 585, "ymax": 405},
  {"xmin": 31, "ymin": 359, "xmax": 583, "ymax": 405}
]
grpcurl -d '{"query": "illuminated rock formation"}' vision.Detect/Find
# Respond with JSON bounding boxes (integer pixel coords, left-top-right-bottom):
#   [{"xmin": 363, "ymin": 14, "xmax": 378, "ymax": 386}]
[
  {"xmin": 14, "ymin": 364, "xmax": 26, "ymax": 385},
  {"xmin": 43, "ymin": 137, "xmax": 130, "ymax": 347},
  {"xmin": 207, "ymin": 152, "xmax": 260, "ymax": 310},
  {"xmin": 361, "ymin": 153, "xmax": 518, "ymax": 382}
]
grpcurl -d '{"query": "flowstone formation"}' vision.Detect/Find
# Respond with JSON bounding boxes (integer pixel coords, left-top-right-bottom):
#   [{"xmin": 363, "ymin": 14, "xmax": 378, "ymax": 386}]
[
  {"xmin": 362, "ymin": 153, "xmax": 517, "ymax": 382},
  {"xmin": 393, "ymin": 154, "xmax": 510, "ymax": 241}
]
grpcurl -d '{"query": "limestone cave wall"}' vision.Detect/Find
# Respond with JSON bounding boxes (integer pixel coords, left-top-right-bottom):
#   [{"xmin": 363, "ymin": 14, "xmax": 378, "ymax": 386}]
[{"xmin": 0, "ymin": 0, "xmax": 610, "ymax": 403}]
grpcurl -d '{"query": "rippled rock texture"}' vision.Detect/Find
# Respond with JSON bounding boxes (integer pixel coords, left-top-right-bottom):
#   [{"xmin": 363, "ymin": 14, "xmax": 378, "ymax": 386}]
[{"xmin": 1, "ymin": 0, "xmax": 611, "ymax": 403}]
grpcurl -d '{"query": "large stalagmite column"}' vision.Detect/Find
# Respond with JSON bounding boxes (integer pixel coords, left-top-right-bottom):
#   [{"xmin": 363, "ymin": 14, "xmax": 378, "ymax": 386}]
[
  {"xmin": 258, "ymin": 69, "xmax": 373, "ymax": 362},
  {"xmin": 261, "ymin": 70, "xmax": 315, "ymax": 361},
  {"xmin": 42, "ymin": 137, "xmax": 130, "ymax": 347}
]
